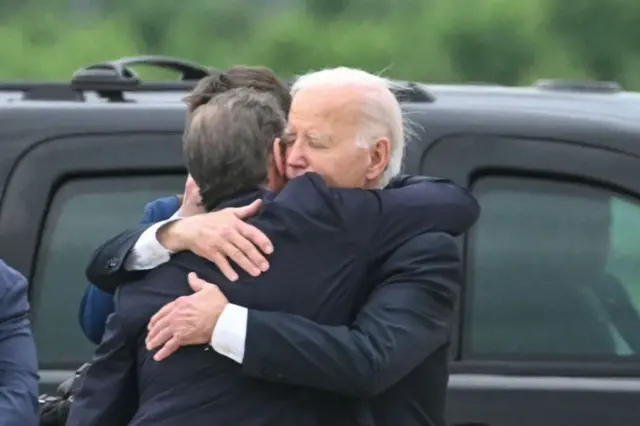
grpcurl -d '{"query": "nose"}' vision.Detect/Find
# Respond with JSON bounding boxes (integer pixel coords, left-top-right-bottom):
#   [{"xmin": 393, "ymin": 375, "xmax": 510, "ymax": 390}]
[{"xmin": 286, "ymin": 140, "xmax": 308, "ymax": 171}]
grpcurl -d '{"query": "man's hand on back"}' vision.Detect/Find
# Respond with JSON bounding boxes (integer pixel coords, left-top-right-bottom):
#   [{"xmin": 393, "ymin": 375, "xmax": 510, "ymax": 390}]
[
  {"xmin": 146, "ymin": 273, "xmax": 228, "ymax": 361},
  {"xmin": 158, "ymin": 200, "xmax": 273, "ymax": 281}
]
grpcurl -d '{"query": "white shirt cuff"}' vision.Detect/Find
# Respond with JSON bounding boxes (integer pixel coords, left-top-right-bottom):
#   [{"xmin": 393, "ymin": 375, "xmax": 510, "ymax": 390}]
[
  {"xmin": 211, "ymin": 303, "xmax": 248, "ymax": 364},
  {"xmin": 123, "ymin": 217, "xmax": 181, "ymax": 271}
]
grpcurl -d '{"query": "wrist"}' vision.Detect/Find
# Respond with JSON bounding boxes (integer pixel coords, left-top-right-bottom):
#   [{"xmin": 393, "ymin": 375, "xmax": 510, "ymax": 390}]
[
  {"xmin": 157, "ymin": 220, "xmax": 186, "ymax": 252},
  {"xmin": 213, "ymin": 301, "xmax": 229, "ymax": 328},
  {"xmin": 210, "ymin": 303, "xmax": 248, "ymax": 362}
]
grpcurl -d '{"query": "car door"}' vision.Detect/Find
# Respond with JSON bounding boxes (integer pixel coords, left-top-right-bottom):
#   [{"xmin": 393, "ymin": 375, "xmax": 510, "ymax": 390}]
[
  {"xmin": 0, "ymin": 132, "xmax": 185, "ymax": 395},
  {"xmin": 422, "ymin": 135, "xmax": 640, "ymax": 426}
]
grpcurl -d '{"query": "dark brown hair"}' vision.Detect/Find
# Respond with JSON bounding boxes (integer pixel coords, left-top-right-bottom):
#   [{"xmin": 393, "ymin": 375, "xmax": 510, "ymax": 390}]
[
  {"xmin": 183, "ymin": 88, "xmax": 286, "ymax": 210},
  {"xmin": 183, "ymin": 66, "xmax": 291, "ymax": 116}
]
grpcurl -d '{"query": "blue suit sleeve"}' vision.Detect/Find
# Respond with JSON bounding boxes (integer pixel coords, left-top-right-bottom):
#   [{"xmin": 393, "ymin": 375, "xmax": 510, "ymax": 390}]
[
  {"xmin": 79, "ymin": 287, "xmax": 115, "ymax": 344},
  {"xmin": 79, "ymin": 196, "xmax": 181, "ymax": 343},
  {"xmin": 0, "ymin": 260, "xmax": 38, "ymax": 426}
]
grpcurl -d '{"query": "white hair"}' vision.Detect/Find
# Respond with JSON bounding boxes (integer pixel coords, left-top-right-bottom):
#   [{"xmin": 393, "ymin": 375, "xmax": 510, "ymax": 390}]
[{"xmin": 291, "ymin": 67, "xmax": 407, "ymax": 187}]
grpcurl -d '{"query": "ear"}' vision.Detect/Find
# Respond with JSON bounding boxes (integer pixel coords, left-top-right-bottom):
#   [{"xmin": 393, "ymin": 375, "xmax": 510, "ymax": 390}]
[
  {"xmin": 272, "ymin": 138, "xmax": 286, "ymax": 176},
  {"xmin": 265, "ymin": 138, "xmax": 287, "ymax": 192},
  {"xmin": 365, "ymin": 137, "xmax": 391, "ymax": 182}
]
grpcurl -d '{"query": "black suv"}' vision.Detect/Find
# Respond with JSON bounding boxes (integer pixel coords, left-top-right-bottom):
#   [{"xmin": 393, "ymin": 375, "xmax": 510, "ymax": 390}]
[{"xmin": 1, "ymin": 57, "xmax": 639, "ymax": 426}]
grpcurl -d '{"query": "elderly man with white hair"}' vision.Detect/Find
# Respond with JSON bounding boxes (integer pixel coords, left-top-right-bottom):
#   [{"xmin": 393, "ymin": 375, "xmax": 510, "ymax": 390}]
[{"xmin": 85, "ymin": 67, "xmax": 480, "ymax": 426}]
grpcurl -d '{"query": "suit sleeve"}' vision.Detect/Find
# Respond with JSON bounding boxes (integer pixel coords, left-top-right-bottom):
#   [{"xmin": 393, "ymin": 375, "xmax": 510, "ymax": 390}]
[
  {"xmin": 397, "ymin": 176, "xmax": 479, "ymax": 236},
  {"xmin": 342, "ymin": 175, "xmax": 479, "ymax": 239},
  {"xmin": 267, "ymin": 173, "xmax": 341, "ymax": 229},
  {"xmin": 0, "ymin": 267, "xmax": 38, "ymax": 426},
  {"xmin": 271, "ymin": 173, "xmax": 479, "ymax": 237},
  {"xmin": 241, "ymin": 232, "xmax": 461, "ymax": 398},
  {"xmin": 368, "ymin": 177, "xmax": 479, "ymax": 254},
  {"xmin": 79, "ymin": 286, "xmax": 115, "ymax": 344},
  {"xmin": 85, "ymin": 224, "xmax": 151, "ymax": 294},
  {"xmin": 65, "ymin": 310, "xmax": 138, "ymax": 426}
]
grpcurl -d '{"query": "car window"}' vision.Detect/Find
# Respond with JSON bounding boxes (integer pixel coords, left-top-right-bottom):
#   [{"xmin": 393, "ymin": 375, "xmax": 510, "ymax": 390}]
[
  {"xmin": 466, "ymin": 176, "xmax": 640, "ymax": 360},
  {"xmin": 31, "ymin": 176, "xmax": 184, "ymax": 369}
]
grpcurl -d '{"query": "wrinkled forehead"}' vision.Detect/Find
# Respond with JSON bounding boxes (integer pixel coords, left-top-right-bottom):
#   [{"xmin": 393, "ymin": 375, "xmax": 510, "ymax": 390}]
[{"xmin": 287, "ymin": 87, "xmax": 364, "ymax": 135}]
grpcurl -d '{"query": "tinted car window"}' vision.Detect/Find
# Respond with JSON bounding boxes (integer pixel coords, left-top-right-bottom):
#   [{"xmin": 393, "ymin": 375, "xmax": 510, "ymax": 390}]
[
  {"xmin": 466, "ymin": 176, "xmax": 640, "ymax": 359},
  {"xmin": 31, "ymin": 176, "xmax": 184, "ymax": 369}
]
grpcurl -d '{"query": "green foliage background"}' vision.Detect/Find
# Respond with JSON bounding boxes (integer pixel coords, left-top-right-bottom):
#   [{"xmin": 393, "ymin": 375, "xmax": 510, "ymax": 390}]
[{"xmin": 2, "ymin": 0, "xmax": 640, "ymax": 88}]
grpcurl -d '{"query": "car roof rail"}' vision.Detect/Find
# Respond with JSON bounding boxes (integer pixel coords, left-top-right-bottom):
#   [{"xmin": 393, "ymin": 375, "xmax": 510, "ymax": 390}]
[
  {"xmin": 70, "ymin": 55, "xmax": 210, "ymax": 101},
  {"xmin": 1, "ymin": 55, "xmax": 434, "ymax": 104},
  {"xmin": 534, "ymin": 79, "xmax": 622, "ymax": 94},
  {"xmin": 390, "ymin": 81, "xmax": 436, "ymax": 103},
  {"xmin": 0, "ymin": 83, "xmax": 86, "ymax": 101},
  {"xmin": 0, "ymin": 56, "xmax": 208, "ymax": 102}
]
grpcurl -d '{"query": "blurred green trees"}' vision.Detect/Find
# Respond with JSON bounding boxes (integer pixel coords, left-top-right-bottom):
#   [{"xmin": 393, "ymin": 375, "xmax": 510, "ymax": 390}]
[{"xmin": 2, "ymin": 0, "xmax": 640, "ymax": 89}]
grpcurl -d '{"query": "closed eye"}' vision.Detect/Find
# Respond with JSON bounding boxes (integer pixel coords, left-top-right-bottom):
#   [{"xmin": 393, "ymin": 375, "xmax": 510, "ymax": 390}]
[
  {"xmin": 308, "ymin": 138, "xmax": 327, "ymax": 149},
  {"xmin": 281, "ymin": 134, "xmax": 296, "ymax": 146}
]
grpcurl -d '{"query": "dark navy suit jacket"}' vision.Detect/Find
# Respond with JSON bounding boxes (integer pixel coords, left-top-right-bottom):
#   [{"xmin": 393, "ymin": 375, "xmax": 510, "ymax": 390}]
[
  {"xmin": 84, "ymin": 174, "xmax": 479, "ymax": 426},
  {"xmin": 69, "ymin": 173, "xmax": 477, "ymax": 426},
  {"xmin": 0, "ymin": 259, "xmax": 38, "ymax": 426}
]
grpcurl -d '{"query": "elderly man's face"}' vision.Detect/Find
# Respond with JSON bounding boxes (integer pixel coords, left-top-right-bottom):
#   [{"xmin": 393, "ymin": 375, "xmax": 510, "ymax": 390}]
[{"xmin": 284, "ymin": 86, "xmax": 389, "ymax": 188}]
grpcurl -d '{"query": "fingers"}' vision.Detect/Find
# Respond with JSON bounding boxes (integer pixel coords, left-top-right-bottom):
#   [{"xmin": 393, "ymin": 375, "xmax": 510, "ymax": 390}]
[
  {"xmin": 188, "ymin": 272, "xmax": 212, "ymax": 292},
  {"xmin": 193, "ymin": 204, "xmax": 273, "ymax": 280},
  {"xmin": 231, "ymin": 223, "xmax": 270, "ymax": 270},
  {"xmin": 217, "ymin": 238, "xmax": 260, "ymax": 278},
  {"xmin": 216, "ymin": 222, "xmax": 272, "ymax": 276},
  {"xmin": 198, "ymin": 224, "xmax": 272, "ymax": 280},
  {"xmin": 226, "ymin": 228, "xmax": 269, "ymax": 273},
  {"xmin": 210, "ymin": 251, "xmax": 238, "ymax": 282},
  {"xmin": 188, "ymin": 272, "xmax": 207, "ymax": 292},
  {"xmin": 146, "ymin": 326, "xmax": 173, "ymax": 351},
  {"xmin": 148, "ymin": 301, "xmax": 174, "ymax": 331},
  {"xmin": 147, "ymin": 310, "xmax": 172, "ymax": 343},
  {"xmin": 237, "ymin": 221, "xmax": 273, "ymax": 255},
  {"xmin": 153, "ymin": 336, "xmax": 181, "ymax": 362},
  {"xmin": 233, "ymin": 199, "xmax": 262, "ymax": 219}
]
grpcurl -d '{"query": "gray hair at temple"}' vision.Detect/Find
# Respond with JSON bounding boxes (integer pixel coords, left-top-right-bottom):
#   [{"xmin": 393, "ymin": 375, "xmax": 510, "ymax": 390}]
[{"xmin": 183, "ymin": 87, "xmax": 286, "ymax": 210}]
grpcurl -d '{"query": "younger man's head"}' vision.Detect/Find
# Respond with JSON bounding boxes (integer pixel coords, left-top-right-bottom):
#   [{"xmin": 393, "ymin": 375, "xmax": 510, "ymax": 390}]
[{"xmin": 183, "ymin": 87, "xmax": 286, "ymax": 211}]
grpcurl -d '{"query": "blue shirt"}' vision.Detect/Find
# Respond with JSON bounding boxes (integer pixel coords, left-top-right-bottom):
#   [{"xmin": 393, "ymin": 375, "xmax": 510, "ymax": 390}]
[{"xmin": 79, "ymin": 196, "xmax": 180, "ymax": 344}]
